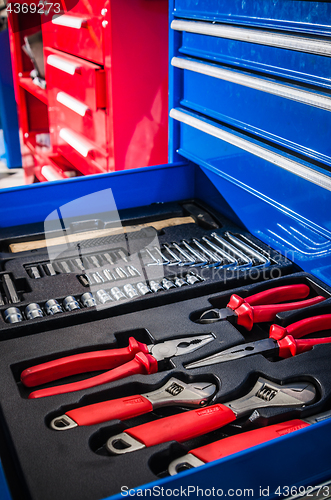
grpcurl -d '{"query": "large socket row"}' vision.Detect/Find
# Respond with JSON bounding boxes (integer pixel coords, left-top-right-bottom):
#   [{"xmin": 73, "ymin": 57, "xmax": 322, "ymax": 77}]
[
  {"xmin": 25, "ymin": 249, "xmax": 131, "ymax": 280},
  {"xmin": 2, "ymin": 272, "xmax": 203, "ymax": 324},
  {"xmin": 77, "ymin": 265, "xmax": 141, "ymax": 287}
]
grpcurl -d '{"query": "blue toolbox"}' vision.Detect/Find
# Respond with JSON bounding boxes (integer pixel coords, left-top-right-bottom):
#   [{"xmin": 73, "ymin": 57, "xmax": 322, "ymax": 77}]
[{"xmin": 1, "ymin": 1, "xmax": 331, "ymax": 499}]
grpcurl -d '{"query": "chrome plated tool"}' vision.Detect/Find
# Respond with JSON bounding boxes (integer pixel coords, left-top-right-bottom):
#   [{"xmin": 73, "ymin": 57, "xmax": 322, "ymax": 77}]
[
  {"xmin": 21, "ymin": 334, "xmax": 215, "ymax": 398},
  {"xmin": 106, "ymin": 377, "xmax": 316, "ymax": 455},
  {"xmin": 50, "ymin": 378, "xmax": 216, "ymax": 430},
  {"xmin": 197, "ymin": 284, "xmax": 325, "ymax": 329},
  {"xmin": 187, "ymin": 313, "xmax": 331, "ymax": 369}
]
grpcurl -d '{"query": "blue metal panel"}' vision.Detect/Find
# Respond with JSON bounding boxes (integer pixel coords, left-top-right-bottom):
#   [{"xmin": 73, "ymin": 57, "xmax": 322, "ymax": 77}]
[
  {"xmin": 0, "ymin": 29, "xmax": 22, "ymax": 169},
  {"xmin": 0, "ymin": 462, "xmax": 11, "ymax": 500},
  {"xmin": 0, "ymin": 163, "xmax": 193, "ymax": 228},
  {"xmin": 178, "ymin": 63, "xmax": 331, "ymax": 168},
  {"xmin": 180, "ymin": 32, "xmax": 331, "ymax": 91},
  {"xmin": 173, "ymin": 0, "xmax": 331, "ymax": 35}
]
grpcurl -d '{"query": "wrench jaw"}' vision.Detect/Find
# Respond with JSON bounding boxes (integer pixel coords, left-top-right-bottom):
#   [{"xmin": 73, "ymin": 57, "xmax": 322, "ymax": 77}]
[
  {"xmin": 225, "ymin": 378, "xmax": 317, "ymax": 418},
  {"xmin": 107, "ymin": 433, "xmax": 145, "ymax": 455},
  {"xmin": 50, "ymin": 414, "xmax": 78, "ymax": 431},
  {"xmin": 168, "ymin": 454, "xmax": 204, "ymax": 476},
  {"xmin": 145, "ymin": 379, "xmax": 217, "ymax": 410}
]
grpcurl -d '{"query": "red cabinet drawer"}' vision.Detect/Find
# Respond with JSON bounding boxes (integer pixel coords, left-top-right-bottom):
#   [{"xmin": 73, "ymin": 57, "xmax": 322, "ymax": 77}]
[
  {"xmin": 42, "ymin": 9, "xmax": 104, "ymax": 65},
  {"xmin": 55, "ymin": 127, "xmax": 110, "ymax": 175},
  {"xmin": 44, "ymin": 48, "xmax": 106, "ymax": 111},
  {"xmin": 49, "ymin": 91, "xmax": 107, "ymax": 148}
]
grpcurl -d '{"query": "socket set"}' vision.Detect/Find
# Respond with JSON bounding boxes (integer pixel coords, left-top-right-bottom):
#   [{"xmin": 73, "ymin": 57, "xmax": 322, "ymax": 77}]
[
  {"xmin": 2, "ymin": 273, "xmax": 204, "ymax": 323},
  {"xmin": 0, "ymin": 201, "xmax": 294, "ymax": 340},
  {"xmin": 24, "ymin": 232, "xmax": 272, "ymax": 283},
  {"xmin": 25, "ymin": 249, "xmax": 132, "ymax": 279}
]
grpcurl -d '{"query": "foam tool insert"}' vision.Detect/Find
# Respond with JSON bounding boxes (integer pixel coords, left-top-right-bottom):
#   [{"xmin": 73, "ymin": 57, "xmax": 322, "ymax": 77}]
[{"xmin": 0, "ymin": 270, "xmax": 331, "ymax": 499}]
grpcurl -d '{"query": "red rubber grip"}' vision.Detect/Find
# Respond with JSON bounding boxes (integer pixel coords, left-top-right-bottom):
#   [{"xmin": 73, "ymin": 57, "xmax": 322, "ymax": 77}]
[
  {"xmin": 278, "ymin": 335, "xmax": 331, "ymax": 358},
  {"xmin": 28, "ymin": 353, "xmax": 158, "ymax": 399},
  {"xmin": 236, "ymin": 296, "xmax": 325, "ymax": 331},
  {"xmin": 66, "ymin": 395, "xmax": 153, "ymax": 426},
  {"xmin": 21, "ymin": 337, "xmax": 148, "ymax": 388},
  {"xmin": 270, "ymin": 314, "xmax": 331, "ymax": 341},
  {"xmin": 191, "ymin": 419, "xmax": 310, "ymax": 463},
  {"xmin": 126, "ymin": 404, "xmax": 236, "ymax": 447},
  {"xmin": 244, "ymin": 284, "xmax": 310, "ymax": 306},
  {"xmin": 228, "ymin": 284, "xmax": 310, "ymax": 311}
]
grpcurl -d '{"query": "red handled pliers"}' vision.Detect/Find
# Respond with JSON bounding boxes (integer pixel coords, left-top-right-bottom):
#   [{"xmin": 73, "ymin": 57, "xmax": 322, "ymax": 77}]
[
  {"xmin": 21, "ymin": 334, "xmax": 214, "ymax": 399},
  {"xmin": 198, "ymin": 284, "xmax": 325, "ymax": 330},
  {"xmin": 186, "ymin": 314, "xmax": 331, "ymax": 369}
]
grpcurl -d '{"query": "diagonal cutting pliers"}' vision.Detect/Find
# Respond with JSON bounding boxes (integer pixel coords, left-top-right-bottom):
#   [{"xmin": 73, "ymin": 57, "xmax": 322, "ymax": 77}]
[
  {"xmin": 21, "ymin": 334, "xmax": 215, "ymax": 399},
  {"xmin": 197, "ymin": 284, "xmax": 325, "ymax": 330},
  {"xmin": 186, "ymin": 314, "xmax": 331, "ymax": 369}
]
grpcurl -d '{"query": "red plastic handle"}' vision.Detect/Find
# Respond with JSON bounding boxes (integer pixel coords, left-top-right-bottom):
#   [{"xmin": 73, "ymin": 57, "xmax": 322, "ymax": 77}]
[
  {"xmin": 28, "ymin": 353, "xmax": 158, "ymax": 399},
  {"xmin": 66, "ymin": 395, "xmax": 153, "ymax": 426},
  {"xmin": 228, "ymin": 284, "xmax": 310, "ymax": 311},
  {"xmin": 191, "ymin": 419, "xmax": 310, "ymax": 463},
  {"xmin": 270, "ymin": 314, "xmax": 331, "ymax": 340},
  {"xmin": 278, "ymin": 335, "xmax": 331, "ymax": 358},
  {"xmin": 236, "ymin": 296, "xmax": 325, "ymax": 331},
  {"xmin": 244, "ymin": 284, "xmax": 310, "ymax": 306},
  {"xmin": 126, "ymin": 404, "xmax": 236, "ymax": 447},
  {"xmin": 21, "ymin": 337, "xmax": 148, "ymax": 388}
]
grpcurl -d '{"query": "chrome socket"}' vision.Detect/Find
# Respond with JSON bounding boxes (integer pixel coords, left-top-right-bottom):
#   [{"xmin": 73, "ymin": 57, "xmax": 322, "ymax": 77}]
[
  {"xmin": 149, "ymin": 280, "xmax": 164, "ymax": 293},
  {"xmin": 174, "ymin": 277, "xmax": 188, "ymax": 287},
  {"xmin": 136, "ymin": 282, "xmax": 151, "ymax": 295},
  {"xmin": 4, "ymin": 307, "xmax": 22, "ymax": 324},
  {"xmin": 110, "ymin": 287, "xmax": 126, "ymax": 301},
  {"xmin": 95, "ymin": 289, "xmax": 113, "ymax": 304},
  {"xmin": 186, "ymin": 274, "xmax": 200, "ymax": 285},
  {"xmin": 25, "ymin": 303, "xmax": 43, "ymax": 319},
  {"xmin": 45, "ymin": 299, "xmax": 62, "ymax": 315},
  {"xmin": 81, "ymin": 292, "xmax": 96, "ymax": 308},
  {"xmin": 123, "ymin": 284, "xmax": 139, "ymax": 299},
  {"xmin": 161, "ymin": 278, "xmax": 176, "ymax": 290},
  {"xmin": 63, "ymin": 296, "xmax": 80, "ymax": 311}
]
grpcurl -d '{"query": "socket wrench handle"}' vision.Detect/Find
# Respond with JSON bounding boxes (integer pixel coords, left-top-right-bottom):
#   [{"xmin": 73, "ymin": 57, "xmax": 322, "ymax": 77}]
[
  {"xmin": 107, "ymin": 404, "xmax": 236, "ymax": 454},
  {"xmin": 21, "ymin": 337, "xmax": 149, "ymax": 388},
  {"xmin": 28, "ymin": 353, "xmax": 158, "ymax": 399}
]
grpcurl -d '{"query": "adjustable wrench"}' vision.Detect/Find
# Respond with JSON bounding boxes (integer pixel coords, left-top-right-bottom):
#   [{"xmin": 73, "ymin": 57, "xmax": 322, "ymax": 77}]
[
  {"xmin": 106, "ymin": 377, "xmax": 316, "ymax": 455},
  {"xmin": 168, "ymin": 408, "xmax": 331, "ymax": 475},
  {"xmin": 50, "ymin": 378, "xmax": 216, "ymax": 430}
]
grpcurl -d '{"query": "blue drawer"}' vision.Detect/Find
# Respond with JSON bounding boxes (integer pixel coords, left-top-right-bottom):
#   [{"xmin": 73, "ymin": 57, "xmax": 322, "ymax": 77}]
[
  {"xmin": 177, "ymin": 30, "xmax": 331, "ymax": 91},
  {"xmin": 172, "ymin": 57, "xmax": 331, "ymax": 167},
  {"xmin": 173, "ymin": 0, "xmax": 331, "ymax": 35}
]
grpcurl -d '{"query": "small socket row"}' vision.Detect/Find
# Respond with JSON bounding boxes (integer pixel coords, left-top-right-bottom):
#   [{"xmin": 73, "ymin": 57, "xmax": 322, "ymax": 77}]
[
  {"xmin": 92, "ymin": 272, "xmax": 204, "ymax": 304},
  {"xmin": 25, "ymin": 250, "xmax": 131, "ymax": 279},
  {"xmin": 77, "ymin": 265, "xmax": 141, "ymax": 287},
  {"xmin": 3, "ymin": 293, "xmax": 96, "ymax": 324}
]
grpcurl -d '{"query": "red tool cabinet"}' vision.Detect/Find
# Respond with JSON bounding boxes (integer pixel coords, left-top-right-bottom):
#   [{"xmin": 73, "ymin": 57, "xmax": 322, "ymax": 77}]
[{"xmin": 7, "ymin": 0, "xmax": 169, "ymax": 183}]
